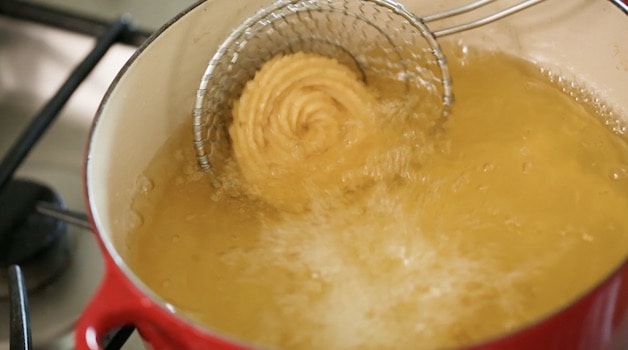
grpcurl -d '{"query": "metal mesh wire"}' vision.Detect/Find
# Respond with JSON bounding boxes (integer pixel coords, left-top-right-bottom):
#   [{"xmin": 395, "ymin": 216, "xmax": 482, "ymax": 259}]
[{"xmin": 193, "ymin": 0, "xmax": 452, "ymax": 171}]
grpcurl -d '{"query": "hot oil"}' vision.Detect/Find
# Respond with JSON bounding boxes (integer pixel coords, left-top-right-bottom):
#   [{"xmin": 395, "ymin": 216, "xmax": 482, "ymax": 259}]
[{"xmin": 126, "ymin": 46, "xmax": 628, "ymax": 349}]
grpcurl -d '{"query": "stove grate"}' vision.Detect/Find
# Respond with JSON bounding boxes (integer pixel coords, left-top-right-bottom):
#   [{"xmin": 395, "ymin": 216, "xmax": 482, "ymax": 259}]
[{"xmin": 0, "ymin": 2, "xmax": 151, "ymax": 348}]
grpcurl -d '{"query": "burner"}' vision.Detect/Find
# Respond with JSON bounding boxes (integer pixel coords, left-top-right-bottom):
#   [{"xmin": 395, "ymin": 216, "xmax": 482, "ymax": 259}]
[
  {"xmin": 0, "ymin": 164, "xmax": 104, "ymax": 350},
  {"xmin": 0, "ymin": 179, "xmax": 70, "ymax": 298}
]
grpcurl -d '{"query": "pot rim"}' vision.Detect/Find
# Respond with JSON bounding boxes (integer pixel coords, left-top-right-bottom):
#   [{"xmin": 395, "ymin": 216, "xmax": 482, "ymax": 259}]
[{"xmin": 83, "ymin": 0, "xmax": 628, "ymax": 348}]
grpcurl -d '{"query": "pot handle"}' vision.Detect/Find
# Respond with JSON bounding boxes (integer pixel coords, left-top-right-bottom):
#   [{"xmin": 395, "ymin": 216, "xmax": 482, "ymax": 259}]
[
  {"xmin": 75, "ymin": 264, "xmax": 247, "ymax": 350},
  {"xmin": 75, "ymin": 267, "xmax": 144, "ymax": 350},
  {"xmin": 74, "ymin": 267, "xmax": 186, "ymax": 350}
]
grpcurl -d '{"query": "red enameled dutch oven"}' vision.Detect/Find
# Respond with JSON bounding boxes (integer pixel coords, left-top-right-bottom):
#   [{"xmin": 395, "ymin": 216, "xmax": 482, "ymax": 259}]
[{"xmin": 77, "ymin": 0, "xmax": 628, "ymax": 349}]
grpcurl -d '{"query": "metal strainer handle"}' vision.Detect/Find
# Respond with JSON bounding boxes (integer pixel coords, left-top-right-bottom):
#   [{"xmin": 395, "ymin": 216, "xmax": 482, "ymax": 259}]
[{"xmin": 424, "ymin": 0, "xmax": 546, "ymax": 37}]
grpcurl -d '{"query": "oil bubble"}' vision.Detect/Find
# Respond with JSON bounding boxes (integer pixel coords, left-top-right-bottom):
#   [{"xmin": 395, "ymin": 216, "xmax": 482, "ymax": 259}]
[
  {"xmin": 125, "ymin": 210, "xmax": 144, "ymax": 230},
  {"xmin": 136, "ymin": 175, "xmax": 154, "ymax": 193},
  {"xmin": 210, "ymin": 192, "xmax": 222, "ymax": 202},
  {"xmin": 174, "ymin": 149, "xmax": 185, "ymax": 161},
  {"xmin": 540, "ymin": 67, "xmax": 625, "ymax": 136},
  {"xmin": 609, "ymin": 166, "xmax": 628, "ymax": 180},
  {"xmin": 521, "ymin": 161, "xmax": 533, "ymax": 175},
  {"xmin": 186, "ymin": 172, "xmax": 204, "ymax": 182},
  {"xmin": 183, "ymin": 164, "xmax": 197, "ymax": 175},
  {"xmin": 428, "ymin": 286, "xmax": 442, "ymax": 297}
]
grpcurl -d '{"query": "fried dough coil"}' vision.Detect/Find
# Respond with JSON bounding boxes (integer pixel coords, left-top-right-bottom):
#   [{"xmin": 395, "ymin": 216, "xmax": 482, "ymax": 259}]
[{"xmin": 230, "ymin": 53, "xmax": 378, "ymax": 208}]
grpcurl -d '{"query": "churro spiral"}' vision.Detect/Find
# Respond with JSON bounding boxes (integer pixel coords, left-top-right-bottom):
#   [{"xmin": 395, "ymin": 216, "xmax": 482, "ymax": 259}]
[{"xmin": 230, "ymin": 53, "xmax": 379, "ymax": 208}]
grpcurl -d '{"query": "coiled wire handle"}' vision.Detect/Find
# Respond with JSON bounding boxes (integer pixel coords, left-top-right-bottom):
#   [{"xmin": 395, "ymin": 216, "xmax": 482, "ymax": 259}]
[{"xmin": 193, "ymin": 0, "xmax": 546, "ymax": 171}]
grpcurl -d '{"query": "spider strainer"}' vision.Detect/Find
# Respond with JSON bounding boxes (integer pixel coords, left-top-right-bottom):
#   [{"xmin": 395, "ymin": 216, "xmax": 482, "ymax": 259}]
[{"xmin": 193, "ymin": 0, "xmax": 546, "ymax": 171}]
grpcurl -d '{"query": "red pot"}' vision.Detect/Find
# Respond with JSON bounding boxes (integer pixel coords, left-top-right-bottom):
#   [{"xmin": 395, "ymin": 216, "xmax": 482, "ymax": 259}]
[{"xmin": 77, "ymin": 0, "xmax": 628, "ymax": 349}]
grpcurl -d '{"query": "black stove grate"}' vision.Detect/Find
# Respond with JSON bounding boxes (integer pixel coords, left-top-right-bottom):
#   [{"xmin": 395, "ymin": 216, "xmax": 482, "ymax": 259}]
[
  {"xmin": 0, "ymin": 0, "xmax": 151, "ymax": 46},
  {"xmin": 0, "ymin": 1, "xmax": 152, "ymax": 348}
]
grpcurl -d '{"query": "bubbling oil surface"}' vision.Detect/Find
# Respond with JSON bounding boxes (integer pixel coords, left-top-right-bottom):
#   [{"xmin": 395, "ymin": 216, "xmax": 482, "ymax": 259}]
[{"xmin": 126, "ymin": 47, "xmax": 628, "ymax": 349}]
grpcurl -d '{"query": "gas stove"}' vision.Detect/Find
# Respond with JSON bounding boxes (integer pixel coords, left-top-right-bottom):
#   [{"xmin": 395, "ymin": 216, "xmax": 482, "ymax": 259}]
[{"xmin": 0, "ymin": 1, "xmax": 190, "ymax": 348}]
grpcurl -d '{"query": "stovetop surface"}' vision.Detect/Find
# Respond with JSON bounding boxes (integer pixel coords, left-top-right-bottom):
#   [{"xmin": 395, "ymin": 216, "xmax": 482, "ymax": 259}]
[{"xmin": 0, "ymin": 1, "xmax": 184, "ymax": 346}]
